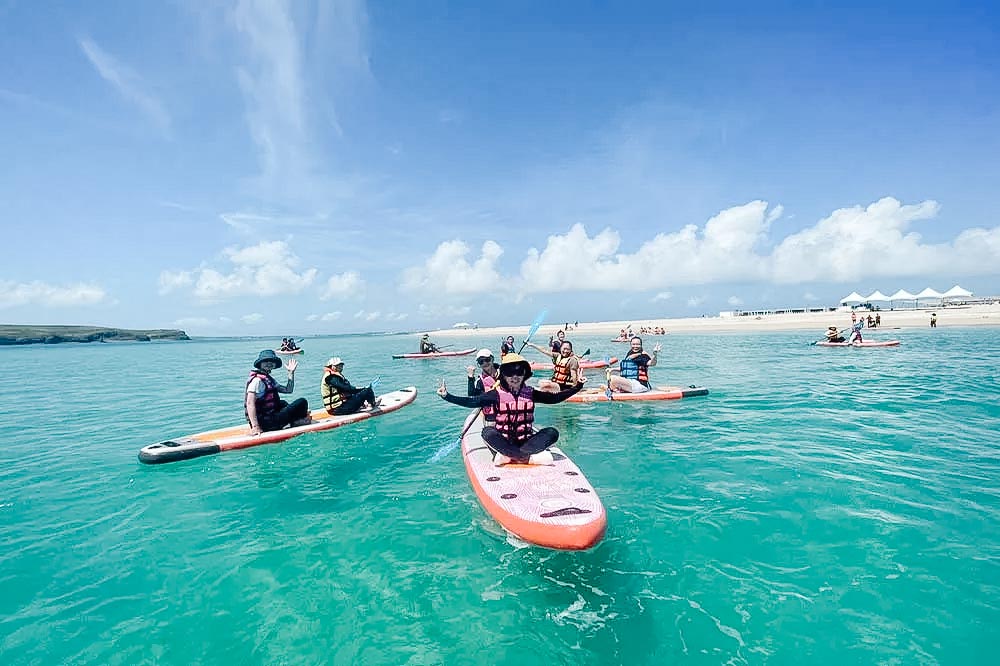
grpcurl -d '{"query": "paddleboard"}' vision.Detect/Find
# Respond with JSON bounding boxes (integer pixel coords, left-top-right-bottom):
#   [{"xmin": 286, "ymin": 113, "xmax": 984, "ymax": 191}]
[
  {"xmin": 138, "ymin": 386, "xmax": 417, "ymax": 464},
  {"xmin": 392, "ymin": 348, "xmax": 476, "ymax": 359},
  {"xmin": 529, "ymin": 357, "xmax": 618, "ymax": 370},
  {"xmin": 275, "ymin": 348, "xmax": 304, "ymax": 355},
  {"xmin": 815, "ymin": 340, "xmax": 900, "ymax": 347},
  {"xmin": 565, "ymin": 385, "xmax": 709, "ymax": 403},
  {"xmin": 460, "ymin": 411, "xmax": 606, "ymax": 550}
]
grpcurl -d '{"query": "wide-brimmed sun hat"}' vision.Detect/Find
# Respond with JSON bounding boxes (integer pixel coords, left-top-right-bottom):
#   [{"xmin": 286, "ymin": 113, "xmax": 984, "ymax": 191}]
[
  {"xmin": 325, "ymin": 357, "xmax": 344, "ymax": 367},
  {"xmin": 498, "ymin": 353, "xmax": 532, "ymax": 379},
  {"xmin": 254, "ymin": 349, "xmax": 282, "ymax": 369}
]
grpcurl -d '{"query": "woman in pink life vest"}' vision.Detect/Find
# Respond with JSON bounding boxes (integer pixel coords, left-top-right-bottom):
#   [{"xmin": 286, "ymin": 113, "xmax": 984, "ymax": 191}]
[{"xmin": 438, "ymin": 353, "xmax": 584, "ymax": 465}]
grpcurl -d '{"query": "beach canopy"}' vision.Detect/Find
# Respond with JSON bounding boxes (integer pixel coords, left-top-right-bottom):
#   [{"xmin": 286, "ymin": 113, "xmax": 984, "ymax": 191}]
[
  {"xmin": 916, "ymin": 287, "xmax": 944, "ymax": 300},
  {"xmin": 840, "ymin": 291, "xmax": 865, "ymax": 304},
  {"xmin": 889, "ymin": 289, "xmax": 918, "ymax": 300},
  {"xmin": 864, "ymin": 290, "xmax": 891, "ymax": 302},
  {"xmin": 942, "ymin": 285, "xmax": 973, "ymax": 300}
]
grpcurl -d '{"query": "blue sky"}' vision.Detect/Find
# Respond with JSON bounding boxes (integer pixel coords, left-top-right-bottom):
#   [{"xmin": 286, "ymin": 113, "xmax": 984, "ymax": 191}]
[{"xmin": 2, "ymin": 0, "xmax": 998, "ymax": 335}]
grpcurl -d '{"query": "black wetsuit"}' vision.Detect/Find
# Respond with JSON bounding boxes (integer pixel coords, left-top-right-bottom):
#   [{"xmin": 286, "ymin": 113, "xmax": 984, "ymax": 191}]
[{"xmin": 324, "ymin": 374, "xmax": 376, "ymax": 416}]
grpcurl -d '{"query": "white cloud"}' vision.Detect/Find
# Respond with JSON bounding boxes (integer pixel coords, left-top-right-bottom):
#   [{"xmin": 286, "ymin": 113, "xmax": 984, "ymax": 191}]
[
  {"xmin": 203, "ymin": 241, "xmax": 317, "ymax": 300},
  {"xmin": 353, "ymin": 309, "xmax": 380, "ymax": 321},
  {"xmin": 0, "ymin": 280, "xmax": 107, "ymax": 308},
  {"xmin": 401, "ymin": 240, "xmax": 503, "ymax": 294},
  {"xmin": 79, "ymin": 38, "xmax": 170, "ymax": 132},
  {"xmin": 399, "ymin": 196, "xmax": 1000, "ymax": 296},
  {"xmin": 158, "ymin": 270, "xmax": 193, "ymax": 294},
  {"xmin": 241, "ymin": 312, "xmax": 264, "ymax": 324},
  {"xmin": 651, "ymin": 291, "xmax": 672, "ymax": 302},
  {"xmin": 320, "ymin": 311, "xmax": 342, "ymax": 321},
  {"xmin": 321, "ymin": 271, "xmax": 365, "ymax": 299},
  {"xmin": 770, "ymin": 198, "xmax": 944, "ymax": 283},
  {"xmin": 727, "ymin": 296, "xmax": 743, "ymax": 306},
  {"xmin": 161, "ymin": 240, "xmax": 317, "ymax": 303},
  {"xmin": 687, "ymin": 296, "xmax": 705, "ymax": 307},
  {"xmin": 385, "ymin": 312, "xmax": 408, "ymax": 321}
]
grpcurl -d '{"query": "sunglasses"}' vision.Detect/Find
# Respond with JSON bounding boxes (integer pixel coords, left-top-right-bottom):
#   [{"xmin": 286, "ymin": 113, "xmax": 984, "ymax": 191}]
[
  {"xmin": 477, "ymin": 357, "xmax": 493, "ymax": 365},
  {"xmin": 501, "ymin": 368, "xmax": 525, "ymax": 377}
]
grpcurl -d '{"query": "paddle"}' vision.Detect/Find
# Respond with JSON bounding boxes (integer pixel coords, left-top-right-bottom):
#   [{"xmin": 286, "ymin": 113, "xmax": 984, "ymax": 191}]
[
  {"xmin": 604, "ymin": 357, "xmax": 614, "ymax": 400},
  {"xmin": 369, "ymin": 375, "xmax": 381, "ymax": 390},
  {"xmin": 518, "ymin": 309, "xmax": 548, "ymax": 354},
  {"xmin": 429, "ymin": 406, "xmax": 482, "ymax": 463}
]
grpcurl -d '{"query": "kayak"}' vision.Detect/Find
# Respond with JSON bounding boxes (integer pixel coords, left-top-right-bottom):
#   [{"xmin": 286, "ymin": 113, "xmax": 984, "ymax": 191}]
[
  {"xmin": 138, "ymin": 386, "xmax": 417, "ymax": 464},
  {"xmin": 392, "ymin": 348, "xmax": 476, "ymax": 359},
  {"xmin": 275, "ymin": 348, "xmax": 304, "ymax": 355},
  {"xmin": 565, "ymin": 385, "xmax": 709, "ymax": 403},
  {"xmin": 460, "ymin": 410, "xmax": 606, "ymax": 551},
  {"xmin": 530, "ymin": 357, "xmax": 618, "ymax": 370},
  {"xmin": 815, "ymin": 340, "xmax": 901, "ymax": 348}
]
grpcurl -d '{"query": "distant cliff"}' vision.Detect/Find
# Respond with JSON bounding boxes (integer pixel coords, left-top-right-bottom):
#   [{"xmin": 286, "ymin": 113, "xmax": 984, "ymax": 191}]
[{"xmin": 0, "ymin": 325, "xmax": 190, "ymax": 346}]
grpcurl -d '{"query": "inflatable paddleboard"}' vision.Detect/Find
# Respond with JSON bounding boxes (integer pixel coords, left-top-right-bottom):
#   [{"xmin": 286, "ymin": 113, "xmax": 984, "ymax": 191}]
[
  {"xmin": 138, "ymin": 387, "xmax": 417, "ymax": 464},
  {"xmin": 392, "ymin": 348, "xmax": 476, "ymax": 359},
  {"xmin": 815, "ymin": 340, "xmax": 900, "ymax": 348},
  {"xmin": 460, "ymin": 411, "xmax": 606, "ymax": 551},
  {"xmin": 565, "ymin": 385, "xmax": 709, "ymax": 403},
  {"xmin": 275, "ymin": 348, "xmax": 304, "ymax": 355},
  {"xmin": 530, "ymin": 357, "xmax": 618, "ymax": 370}
]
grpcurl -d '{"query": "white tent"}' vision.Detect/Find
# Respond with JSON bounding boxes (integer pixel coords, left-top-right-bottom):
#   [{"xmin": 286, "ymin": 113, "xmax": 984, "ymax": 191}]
[
  {"xmin": 942, "ymin": 285, "xmax": 973, "ymax": 300},
  {"xmin": 864, "ymin": 290, "xmax": 891, "ymax": 302},
  {"xmin": 840, "ymin": 291, "xmax": 865, "ymax": 304},
  {"xmin": 916, "ymin": 287, "xmax": 944, "ymax": 301},
  {"xmin": 888, "ymin": 289, "xmax": 918, "ymax": 308}
]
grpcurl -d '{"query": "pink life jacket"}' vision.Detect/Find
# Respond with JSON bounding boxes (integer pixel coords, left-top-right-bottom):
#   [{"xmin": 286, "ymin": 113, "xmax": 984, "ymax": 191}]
[
  {"xmin": 245, "ymin": 370, "xmax": 279, "ymax": 423},
  {"xmin": 493, "ymin": 384, "xmax": 534, "ymax": 443}
]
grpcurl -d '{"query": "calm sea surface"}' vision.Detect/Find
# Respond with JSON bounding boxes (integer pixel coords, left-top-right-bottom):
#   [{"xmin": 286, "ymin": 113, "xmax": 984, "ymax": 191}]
[{"xmin": 1, "ymin": 328, "xmax": 998, "ymax": 665}]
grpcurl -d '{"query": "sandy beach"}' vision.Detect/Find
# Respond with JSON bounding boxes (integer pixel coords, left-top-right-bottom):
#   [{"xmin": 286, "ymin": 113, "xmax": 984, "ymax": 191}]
[{"xmin": 428, "ymin": 302, "xmax": 1000, "ymax": 338}]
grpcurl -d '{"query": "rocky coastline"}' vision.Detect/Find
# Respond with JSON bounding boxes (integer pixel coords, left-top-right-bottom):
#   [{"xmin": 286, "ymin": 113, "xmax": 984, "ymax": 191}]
[{"xmin": 0, "ymin": 325, "xmax": 190, "ymax": 346}]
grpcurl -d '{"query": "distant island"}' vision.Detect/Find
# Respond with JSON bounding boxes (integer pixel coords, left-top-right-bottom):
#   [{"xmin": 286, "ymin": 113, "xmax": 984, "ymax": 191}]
[{"xmin": 0, "ymin": 325, "xmax": 190, "ymax": 346}]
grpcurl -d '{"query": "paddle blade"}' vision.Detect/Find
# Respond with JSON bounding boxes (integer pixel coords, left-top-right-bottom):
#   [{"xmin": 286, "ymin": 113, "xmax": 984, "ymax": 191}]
[
  {"xmin": 369, "ymin": 375, "xmax": 382, "ymax": 390},
  {"xmin": 518, "ymin": 309, "xmax": 548, "ymax": 353},
  {"xmin": 429, "ymin": 437, "xmax": 461, "ymax": 463}
]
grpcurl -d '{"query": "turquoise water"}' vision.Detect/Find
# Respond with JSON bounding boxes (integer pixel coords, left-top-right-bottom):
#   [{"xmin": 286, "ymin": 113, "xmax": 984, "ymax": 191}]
[{"xmin": 2, "ymin": 328, "xmax": 998, "ymax": 665}]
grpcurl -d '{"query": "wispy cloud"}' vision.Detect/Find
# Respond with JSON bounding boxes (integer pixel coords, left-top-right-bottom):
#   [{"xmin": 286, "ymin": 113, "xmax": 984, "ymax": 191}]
[
  {"xmin": 78, "ymin": 37, "xmax": 170, "ymax": 133},
  {"xmin": 228, "ymin": 0, "xmax": 372, "ymax": 201},
  {"xmin": 0, "ymin": 280, "xmax": 107, "ymax": 308},
  {"xmin": 241, "ymin": 312, "xmax": 264, "ymax": 324}
]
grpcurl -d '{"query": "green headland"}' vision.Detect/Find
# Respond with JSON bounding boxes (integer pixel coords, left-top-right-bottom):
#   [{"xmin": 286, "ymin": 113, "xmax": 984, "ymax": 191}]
[{"xmin": 0, "ymin": 325, "xmax": 190, "ymax": 345}]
